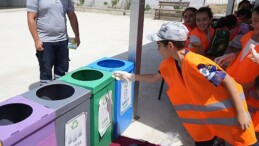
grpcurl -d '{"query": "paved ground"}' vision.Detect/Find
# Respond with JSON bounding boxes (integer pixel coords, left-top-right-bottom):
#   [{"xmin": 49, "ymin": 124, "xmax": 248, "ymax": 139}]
[{"xmin": 0, "ymin": 8, "xmax": 196, "ymax": 146}]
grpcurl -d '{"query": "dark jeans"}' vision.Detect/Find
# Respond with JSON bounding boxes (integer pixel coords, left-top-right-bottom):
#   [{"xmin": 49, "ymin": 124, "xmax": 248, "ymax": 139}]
[
  {"xmin": 195, "ymin": 137, "xmax": 217, "ymax": 146},
  {"xmin": 36, "ymin": 40, "xmax": 68, "ymax": 83}
]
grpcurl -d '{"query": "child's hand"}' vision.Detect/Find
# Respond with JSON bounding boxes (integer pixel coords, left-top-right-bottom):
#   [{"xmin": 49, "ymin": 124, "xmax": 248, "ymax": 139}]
[
  {"xmin": 112, "ymin": 71, "xmax": 135, "ymax": 82},
  {"xmin": 214, "ymin": 53, "xmax": 236, "ymax": 66},
  {"xmin": 248, "ymin": 44, "xmax": 259, "ymax": 64},
  {"xmin": 237, "ymin": 112, "xmax": 251, "ymax": 130}
]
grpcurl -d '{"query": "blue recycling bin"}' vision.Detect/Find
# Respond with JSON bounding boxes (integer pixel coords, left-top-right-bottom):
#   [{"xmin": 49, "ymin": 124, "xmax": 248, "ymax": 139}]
[{"xmin": 87, "ymin": 57, "xmax": 134, "ymax": 139}]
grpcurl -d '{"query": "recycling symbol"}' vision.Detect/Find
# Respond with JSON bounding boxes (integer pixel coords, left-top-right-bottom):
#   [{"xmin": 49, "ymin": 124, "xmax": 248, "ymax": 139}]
[{"xmin": 71, "ymin": 120, "xmax": 78, "ymax": 129}]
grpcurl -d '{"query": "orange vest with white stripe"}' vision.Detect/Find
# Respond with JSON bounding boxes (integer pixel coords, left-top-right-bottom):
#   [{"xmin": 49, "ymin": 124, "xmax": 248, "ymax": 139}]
[
  {"xmin": 186, "ymin": 27, "xmax": 215, "ymax": 53},
  {"xmin": 159, "ymin": 52, "xmax": 256, "ymax": 145},
  {"xmin": 226, "ymin": 31, "xmax": 259, "ymax": 131}
]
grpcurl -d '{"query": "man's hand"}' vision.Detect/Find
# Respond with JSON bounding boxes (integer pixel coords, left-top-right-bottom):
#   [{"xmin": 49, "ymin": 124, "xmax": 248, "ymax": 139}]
[
  {"xmin": 35, "ymin": 40, "xmax": 44, "ymax": 51},
  {"xmin": 74, "ymin": 36, "xmax": 80, "ymax": 47},
  {"xmin": 112, "ymin": 71, "xmax": 135, "ymax": 82}
]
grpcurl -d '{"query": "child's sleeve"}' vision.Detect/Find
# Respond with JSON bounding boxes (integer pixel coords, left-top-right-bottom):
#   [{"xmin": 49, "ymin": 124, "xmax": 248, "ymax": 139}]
[
  {"xmin": 197, "ymin": 63, "xmax": 226, "ymax": 87},
  {"xmin": 188, "ymin": 35, "xmax": 201, "ymax": 48}
]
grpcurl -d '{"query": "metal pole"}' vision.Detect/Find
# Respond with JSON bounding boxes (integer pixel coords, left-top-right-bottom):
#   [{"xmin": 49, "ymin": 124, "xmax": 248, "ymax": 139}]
[
  {"xmin": 255, "ymin": 0, "xmax": 259, "ymax": 7},
  {"xmin": 226, "ymin": 0, "xmax": 235, "ymax": 15},
  {"xmin": 203, "ymin": 0, "xmax": 206, "ymax": 6},
  {"xmin": 128, "ymin": 0, "xmax": 145, "ymax": 120}
]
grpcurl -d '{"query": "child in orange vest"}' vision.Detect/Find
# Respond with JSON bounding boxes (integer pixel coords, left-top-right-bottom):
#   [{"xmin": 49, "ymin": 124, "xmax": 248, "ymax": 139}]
[
  {"xmin": 186, "ymin": 7, "xmax": 215, "ymax": 56},
  {"xmin": 249, "ymin": 44, "xmax": 259, "ymax": 64},
  {"xmin": 215, "ymin": 6, "xmax": 259, "ymax": 133},
  {"xmin": 113, "ymin": 21, "xmax": 256, "ymax": 146},
  {"xmin": 182, "ymin": 7, "xmax": 197, "ymax": 32}
]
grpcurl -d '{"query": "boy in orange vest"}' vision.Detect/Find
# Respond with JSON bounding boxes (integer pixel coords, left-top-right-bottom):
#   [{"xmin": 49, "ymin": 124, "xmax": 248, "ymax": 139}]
[{"xmin": 113, "ymin": 21, "xmax": 256, "ymax": 146}]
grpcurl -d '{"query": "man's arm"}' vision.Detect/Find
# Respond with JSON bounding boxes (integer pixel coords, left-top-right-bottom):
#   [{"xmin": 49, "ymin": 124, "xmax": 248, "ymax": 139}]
[
  {"xmin": 222, "ymin": 74, "xmax": 251, "ymax": 130},
  {"xmin": 67, "ymin": 11, "xmax": 80, "ymax": 47},
  {"xmin": 27, "ymin": 12, "xmax": 43, "ymax": 51}
]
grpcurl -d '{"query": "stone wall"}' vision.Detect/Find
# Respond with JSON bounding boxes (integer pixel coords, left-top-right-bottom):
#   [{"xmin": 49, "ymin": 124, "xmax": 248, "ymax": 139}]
[
  {"xmin": 75, "ymin": 6, "xmax": 182, "ymax": 21},
  {"xmin": 75, "ymin": 6, "xmax": 155, "ymax": 18}
]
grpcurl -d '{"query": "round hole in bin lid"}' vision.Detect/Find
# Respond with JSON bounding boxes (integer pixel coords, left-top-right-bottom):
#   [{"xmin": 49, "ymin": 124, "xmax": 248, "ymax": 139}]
[
  {"xmin": 36, "ymin": 84, "xmax": 75, "ymax": 100},
  {"xmin": 97, "ymin": 59, "xmax": 125, "ymax": 68},
  {"xmin": 72, "ymin": 69, "xmax": 103, "ymax": 81},
  {"xmin": 0, "ymin": 103, "xmax": 33, "ymax": 125}
]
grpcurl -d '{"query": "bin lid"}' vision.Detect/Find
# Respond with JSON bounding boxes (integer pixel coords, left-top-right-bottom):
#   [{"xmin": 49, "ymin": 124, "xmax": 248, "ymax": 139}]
[
  {"xmin": 0, "ymin": 96, "xmax": 55, "ymax": 146},
  {"xmin": 22, "ymin": 80, "xmax": 91, "ymax": 117},
  {"xmin": 87, "ymin": 57, "xmax": 134, "ymax": 72},
  {"xmin": 59, "ymin": 67, "xmax": 114, "ymax": 94}
]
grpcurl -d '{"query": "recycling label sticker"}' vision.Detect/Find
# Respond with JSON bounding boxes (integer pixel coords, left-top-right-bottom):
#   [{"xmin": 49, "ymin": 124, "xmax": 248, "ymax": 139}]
[
  {"xmin": 65, "ymin": 112, "xmax": 87, "ymax": 146},
  {"xmin": 120, "ymin": 81, "xmax": 132, "ymax": 115},
  {"xmin": 98, "ymin": 90, "xmax": 113, "ymax": 137}
]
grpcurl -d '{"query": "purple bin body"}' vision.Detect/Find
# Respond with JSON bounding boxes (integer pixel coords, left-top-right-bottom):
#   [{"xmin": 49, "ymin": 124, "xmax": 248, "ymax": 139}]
[{"xmin": 0, "ymin": 96, "xmax": 56, "ymax": 146}]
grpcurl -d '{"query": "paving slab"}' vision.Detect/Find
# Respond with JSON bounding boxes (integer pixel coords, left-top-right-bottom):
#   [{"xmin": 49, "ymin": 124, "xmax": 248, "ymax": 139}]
[{"xmin": 0, "ymin": 9, "xmax": 194, "ymax": 145}]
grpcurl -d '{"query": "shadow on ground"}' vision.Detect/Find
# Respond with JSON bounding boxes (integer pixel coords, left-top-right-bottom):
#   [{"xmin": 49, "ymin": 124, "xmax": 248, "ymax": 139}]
[
  {"xmin": 112, "ymin": 42, "xmax": 194, "ymax": 145},
  {"xmin": 27, "ymin": 41, "xmax": 194, "ymax": 145}
]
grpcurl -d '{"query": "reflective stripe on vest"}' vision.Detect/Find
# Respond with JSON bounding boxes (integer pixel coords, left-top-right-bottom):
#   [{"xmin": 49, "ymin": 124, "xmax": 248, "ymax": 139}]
[
  {"xmin": 174, "ymin": 93, "xmax": 245, "ymax": 112},
  {"xmin": 159, "ymin": 55, "xmax": 256, "ymax": 144},
  {"xmin": 247, "ymin": 89, "xmax": 259, "ymax": 114},
  {"xmin": 181, "ymin": 112, "xmax": 251, "ymax": 126}
]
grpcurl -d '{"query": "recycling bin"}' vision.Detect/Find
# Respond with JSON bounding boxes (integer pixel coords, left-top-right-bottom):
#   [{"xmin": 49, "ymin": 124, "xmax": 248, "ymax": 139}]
[
  {"xmin": 0, "ymin": 95, "xmax": 56, "ymax": 146},
  {"xmin": 59, "ymin": 67, "xmax": 115, "ymax": 146},
  {"xmin": 87, "ymin": 57, "xmax": 134, "ymax": 139},
  {"xmin": 22, "ymin": 80, "xmax": 91, "ymax": 146}
]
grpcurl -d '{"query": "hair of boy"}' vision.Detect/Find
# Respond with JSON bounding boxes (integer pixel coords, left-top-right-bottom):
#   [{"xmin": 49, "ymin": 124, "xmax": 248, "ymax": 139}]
[
  {"xmin": 196, "ymin": 7, "xmax": 213, "ymax": 19},
  {"xmin": 237, "ymin": 8, "xmax": 252, "ymax": 19},
  {"xmin": 253, "ymin": 5, "xmax": 259, "ymax": 14},
  {"xmin": 182, "ymin": 7, "xmax": 198, "ymax": 17},
  {"xmin": 238, "ymin": 0, "xmax": 251, "ymax": 10},
  {"xmin": 225, "ymin": 15, "xmax": 238, "ymax": 29},
  {"xmin": 159, "ymin": 40, "xmax": 186, "ymax": 49},
  {"xmin": 216, "ymin": 17, "xmax": 226, "ymax": 29}
]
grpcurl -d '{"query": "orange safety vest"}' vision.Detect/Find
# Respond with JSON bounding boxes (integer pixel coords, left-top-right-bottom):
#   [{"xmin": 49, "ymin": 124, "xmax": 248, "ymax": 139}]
[
  {"xmin": 159, "ymin": 57, "xmax": 214, "ymax": 142},
  {"xmin": 183, "ymin": 23, "xmax": 195, "ymax": 32},
  {"xmin": 186, "ymin": 27, "xmax": 215, "ymax": 53},
  {"xmin": 226, "ymin": 31, "xmax": 259, "ymax": 131},
  {"xmin": 160, "ymin": 52, "xmax": 256, "ymax": 145}
]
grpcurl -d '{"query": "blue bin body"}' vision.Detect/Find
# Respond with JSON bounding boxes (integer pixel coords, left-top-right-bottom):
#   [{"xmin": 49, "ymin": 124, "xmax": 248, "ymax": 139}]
[{"xmin": 87, "ymin": 57, "xmax": 134, "ymax": 138}]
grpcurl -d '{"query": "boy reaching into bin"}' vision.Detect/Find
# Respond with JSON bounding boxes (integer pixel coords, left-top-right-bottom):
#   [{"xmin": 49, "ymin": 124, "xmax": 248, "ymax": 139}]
[{"xmin": 112, "ymin": 22, "xmax": 257, "ymax": 146}]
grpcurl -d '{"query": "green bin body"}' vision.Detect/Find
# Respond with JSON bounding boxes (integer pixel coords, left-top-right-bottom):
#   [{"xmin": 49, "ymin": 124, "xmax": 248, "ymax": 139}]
[{"xmin": 60, "ymin": 67, "xmax": 114, "ymax": 146}]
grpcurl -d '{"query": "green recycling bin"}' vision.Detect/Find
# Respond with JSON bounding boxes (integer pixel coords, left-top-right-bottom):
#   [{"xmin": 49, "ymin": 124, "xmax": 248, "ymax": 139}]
[{"xmin": 59, "ymin": 67, "xmax": 114, "ymax": 146}]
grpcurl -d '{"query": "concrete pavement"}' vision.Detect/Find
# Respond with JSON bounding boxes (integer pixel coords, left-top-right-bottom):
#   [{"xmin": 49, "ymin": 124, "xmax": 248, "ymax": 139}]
[{"xmin": 0, "ymin": 8, "xmax": 194, "ymax": 145}]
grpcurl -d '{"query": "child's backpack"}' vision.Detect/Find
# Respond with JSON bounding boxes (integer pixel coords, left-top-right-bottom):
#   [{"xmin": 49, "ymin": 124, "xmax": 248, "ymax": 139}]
[{"xmin": 206, "ymin": 29, "xmax": 230, "ymax": 57}]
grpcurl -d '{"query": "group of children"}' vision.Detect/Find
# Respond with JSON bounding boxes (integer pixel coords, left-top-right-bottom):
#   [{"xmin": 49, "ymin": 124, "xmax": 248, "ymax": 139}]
[{"xmin": 112, "ymin": 1, "xmax": 259, "ymax": 146}]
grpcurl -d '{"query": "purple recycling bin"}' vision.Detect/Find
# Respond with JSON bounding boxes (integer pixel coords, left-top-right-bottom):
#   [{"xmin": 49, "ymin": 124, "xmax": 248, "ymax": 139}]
[{"xmin": 0, "ymin": 96, "xmax": 56, "ymax": 146}]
